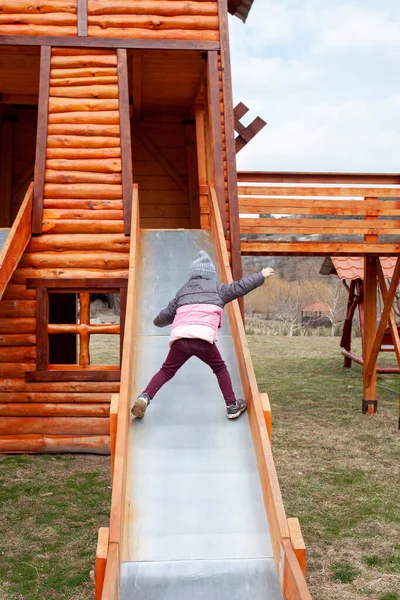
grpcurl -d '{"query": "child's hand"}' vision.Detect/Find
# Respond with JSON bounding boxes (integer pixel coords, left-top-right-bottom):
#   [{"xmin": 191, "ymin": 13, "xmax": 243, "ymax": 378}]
[{"xmin": 262, "ymin": 267, "xmax": 275, "ymax": 278}]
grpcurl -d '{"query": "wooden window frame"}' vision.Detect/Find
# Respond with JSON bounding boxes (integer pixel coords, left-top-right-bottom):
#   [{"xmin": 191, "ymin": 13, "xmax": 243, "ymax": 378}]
[{"xmin": 26, "ymin": 278, "xmax": 127, "ymax": 382}]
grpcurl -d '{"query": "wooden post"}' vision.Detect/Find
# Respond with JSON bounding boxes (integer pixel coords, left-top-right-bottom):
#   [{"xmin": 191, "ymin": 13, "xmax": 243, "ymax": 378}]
[
  {"xmin": 185, "ymin": 123, "xmax": 200, "ymax": 229},
  {"xmin": 0, "ymin": 111, "xmax": 14, "ymax": 227},
  {"xmin": 259, "ymin": 392, "xmax": 272, "ymax": 442},
  {"xmin": 195, "ymin": 104, "xmax": 210, "ymax": 230},
  {"xmin": 110, "ymin": 393, "xmax": 119, "ymax": 481},
  {"xmin": 117, "ymin": 49, "xmax": 133, "ymax": 235},
  {"xmin": 36, "ymin": 287, "xmax": 49, "ymax": 371},
  {"xmin": 287, "ymin": 518, "xmax": 307, "ymax": 578},
  {"xmin": 95, "ymin": 527, "xmax": 109, "ymax": 600},
  {"xmin": 77, "ymin": 0, "xmax": 88, "ymax": 37},
  {"xmin": 206, "ymin": 51, "xmax": 227, "ymax": 233},
  {"xmin": 363, "ymin": 256, "xmax": 377, "ymax": 414},
  {"xmin": 33, "ymin": 45, "xmax": 51, "ymax": 234},
  {"xmin": 341, "ymin": 280, "xmax": 356, "ymax": 368}
]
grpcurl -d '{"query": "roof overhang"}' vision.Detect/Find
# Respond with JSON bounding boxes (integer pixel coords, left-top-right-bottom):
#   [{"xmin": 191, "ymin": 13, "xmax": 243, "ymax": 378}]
[{"xmin": 228, "ymin": 0, "xmax": 255, "ymax": 23}]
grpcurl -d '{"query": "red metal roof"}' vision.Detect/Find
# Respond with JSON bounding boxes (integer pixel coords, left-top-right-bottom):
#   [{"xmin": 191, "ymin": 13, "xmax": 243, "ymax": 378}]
[
  {"xmin": 331, "ymin": 257, "xmax": 397, "ymax": 280},
  {"xmin": 228, "ymin": 0, "xmax": 255, "ymax": 22},
  {"xmin": 301, "ymin": 302, "xmax": 330, "ymax": 313}
]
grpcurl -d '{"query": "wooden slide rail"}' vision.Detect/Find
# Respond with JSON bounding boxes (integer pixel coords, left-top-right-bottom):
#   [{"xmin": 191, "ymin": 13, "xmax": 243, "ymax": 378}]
[
  {"xmin": 238, "ymin": 173, "xmax": 400, "ymax": 256},
  {"xmin": 210, "ymin": 184, "xmax": 311, "ymax": 599},
  {"xmin": 0, "ymin": 182, "xmax": 33, "ymax": 300},
  {"xmin": 97, "ymin": 185, "xmax": 140, "ymax": 600}
]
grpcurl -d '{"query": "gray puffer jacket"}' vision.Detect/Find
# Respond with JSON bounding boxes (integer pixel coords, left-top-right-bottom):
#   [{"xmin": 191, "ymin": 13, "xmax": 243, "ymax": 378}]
[{"xmin": 154, "ymin": 272, "xmax": 265, "ymax": 327}]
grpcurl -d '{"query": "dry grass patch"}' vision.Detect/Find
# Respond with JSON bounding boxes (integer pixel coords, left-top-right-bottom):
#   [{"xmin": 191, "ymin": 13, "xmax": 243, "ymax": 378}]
[{"xmin": 249, "ymin": 336, "xmax": 400, "ymax": 600}]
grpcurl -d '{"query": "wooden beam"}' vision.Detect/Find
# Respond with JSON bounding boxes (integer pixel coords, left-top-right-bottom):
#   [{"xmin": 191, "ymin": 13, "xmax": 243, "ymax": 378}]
[
  {"xmin": 235, "ymin": 116, "xmax": 266, "ymax": 154},
  {"xmin": 33, "ymin": 45, "xmax": 51, "ymax": 234},
  {"xmin": 0, "ymin": 36, "xmax": 219, "ymax": 51},
  {"xmin": 26, "ymin": 370, "xmax": 121, "ymax": 382},
  {"xmin": 218, "ymin": 0, "xmax": 242, "ymax": 281},
  {"xmin": 185, "ymin": 123, "xmax": 200, "ymax": 228},
  {"xmin": 287, "ymin": 517, "xmax": 307, "ymax": 578},
  {"xmin": 363, "ymin": 256, "xmax": 378, "ymax": 414},
  {"xmin": 341, "ymin": 280, "xmax": 357, "ymax": 368},
  {"xmin": 117, "ymin": 49, "xmax": 133, "ymax": 235},
  {"xmin": 109, "ymin": 393, "xmax": 119, "ymax": 481},
  {"xmin": 77, "ymin": 0, "xmax": 88, "ymax": 36},
  {"xmin": 0, "ymin": 112, "xmax": 14, "ymax": 227},
  {"xmin": 237, "ymin": 171, "xmax": 400, "ymax": 185},
  {"xmin": 195, "ymin": 104, "xmax": 210, "ymax": 230},
  {"xmin": 27, "ymin": 278, "xmax": 127, "ymax": 289},
  {"xmin": 233, "ymin": 102, "xmax": 249, "ymax": 120},
  {"xmin": 132, "ymin": 52, "xmax": 142, "ymax": 122},
  {"xmin": 206, "ymin": 50, "xmax": 226, "ymax": 233},
  {"xmin": 0, "ymin": 94, "xmax": 37, "ymax": 105},
  {"xmin": 135, "ymin": 126, "xmax": 189, "ymax": 195},
  {"xmin": 95, "ymin": 527, "xmax": 109, "ymax": 600},
  {"xmin": 241, "ymin": 241, "xmax": 400, "ymax": 256},
  {"xmin": 376, "ymin": 260, "xmax": 400, "ymax": 372},
  {"xmin": 36, "ymin": 287, "xmax": 49, "ymax": 371}
]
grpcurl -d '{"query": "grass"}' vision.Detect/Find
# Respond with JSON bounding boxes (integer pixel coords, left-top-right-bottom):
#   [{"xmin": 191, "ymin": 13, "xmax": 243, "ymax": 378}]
[
  {"xmin": 249, "ymin": 336, "xmax": 400, "ymax": 600},
  {"xmin": 0, "ymin": 454, "xmax": 111, "ymax": 600},
  {"xmin": 1, "ymin": 336, "xmax": 399, "ymax": 599}
]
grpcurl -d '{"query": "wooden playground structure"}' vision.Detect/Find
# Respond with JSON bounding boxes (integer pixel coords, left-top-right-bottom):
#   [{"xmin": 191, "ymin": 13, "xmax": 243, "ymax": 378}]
[{"xmin": 0, "ymin": 1, "xmax": 397, "ymax": 599}]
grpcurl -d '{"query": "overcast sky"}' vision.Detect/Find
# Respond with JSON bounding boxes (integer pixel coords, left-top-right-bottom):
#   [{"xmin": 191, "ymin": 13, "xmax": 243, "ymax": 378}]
[{"xmin": 229, "ymin": 0, "xmax": 400, "ymax": 173}]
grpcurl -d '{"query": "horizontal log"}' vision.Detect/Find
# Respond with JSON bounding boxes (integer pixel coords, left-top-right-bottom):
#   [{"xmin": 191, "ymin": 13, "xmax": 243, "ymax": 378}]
[
  {"xmin": 50, "ymin": 67, "xmax": 118, "ymax": 79},
  {"xmin": 49, "ymin": 97, "xmax": 119, "ymax": 113},
  {"xmin": 0, "ymin": 334, "xmax": 36, "ymax": 346},
  {"xmin": 87, "ymin": 27, "xmax": 219, "ymax": 40},
  {"xmin": 0, "ymin": 346, "xmax": 35, "ymax": 362},
  {"xmin": 0, "ymin": 403, "xmax": 109, "ymax": 417},
  {"xmin": 0, "ymin": 416, "xmax": 110, "ymax": 435},
  {"xmin": 0, "ymin": 318, "xmax": 35, "ymax": 334},
  {"xmin": 88, "ymin": 15, "xmax": 218, "ymax": 30},
  {"xmin": 240, "ymin": 240, "xmax": 400, "ymax": 256},
  {"xmin": 0, "ymin": 12, "xmax": 76, "ymax": 25},
  {"xmin": 47, "ymin": 135, "xmax": 120, "ymax": 148},
  {"xmin": 42, "ymin": 209, "xmax": 124, "ymax": 220},
  {"xmin": 0, "ymin": 392, "xmax": 110, "ymax": 403},
  {"xmin": 51, "ymin": 48, "xmax": 116, "ymax": 56},
  {"xmin": 87, "ymin": 1, "xmax": 218, "ymax": 16},
  {"xmin": 11, "ymin": 268, "xmax": 127, "ymax": 284},
  {"xmin": 2, "ymin": 284, "xmax": 36, "ymax": 300},
  {"xmin": 26, "ymin": 233, "xmax": 129, "ymax": 253},
  {"xmin": 0, "ymin": 434, "xmax": 110, "ymax": 454},
  {"xmin": 47, "ymin": 123, "xmax": 120, "ymax": 137},
  {"xmin": 50, "ymin": 76, "xmax": 119, "ymax": 87},
  {"xmin": 20, "ymin": 252, "xmax": 128, "ymax": 269},
  {"xmin": 0, "ymin": 363, "xmax": 35, "ymax": 377},
  {"xmin": 48, "ymin": 109, "xmax": 120, "ymax": 124},
  {"xmin": 45, "ymin": 170, "xmax": 122, "ymax": 184},
  {"xmin": 27, "ymin": 277, "xmax": 127, "ymax": 289},
  {"xmin": 41, "ymin": 220, "xmax": 125, "ymax": 234},
  {"xmin": 46, "ymin": 158, "xmax": 121, "ymax": 172},
  {"xmin": 0, "ymin": 24, "xmax": 76, "ymax": 35},
  {"xmin": 49, "ymin": 84, "xmax": 119, "ymax": 99},
  {"xmin": 44, "ymin": 183, "xmax": 123, "ymax": 198},
  {"xmin": 27, "ymin": 371, "xmax": 121, "ymax": 382},
  {"xmin": 238, "ymin": 186, "xmax": 400, "ymax": 198},
  {"xmin": 51, "ymin": 54, "xmax": 117, "ymax": 68},
  {"xmin": 0, "ymin": 380, "xmax": 119, "ymax": 392},
  {"xmin": 46, "ymin": 147, "xmax": 121, "ymax": 159},
  {"xmin": 0, "ymin": 1, "xmax": 76, "ymax": 14},
  {"xmin": 0, "ymin": 300, "xmax": 36, "ymax": 318},
  {"xmin": 48, "ymin": 323, "xmax": 120, "ymax": 334},
  {"xmin": 43, "ymin": 199, "xmax": 123, "ymax": 210},
  {"xmin": 239, "ymin": 200, "xmax": 400, "ymax": 217},
  {"xmin": 240, "ymin": 217, "xmax": 400, "ymax": 233}
]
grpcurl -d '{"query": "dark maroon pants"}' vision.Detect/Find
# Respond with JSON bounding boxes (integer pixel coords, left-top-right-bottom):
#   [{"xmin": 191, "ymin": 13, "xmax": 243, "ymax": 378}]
[{"xmin": 144, "ymin": 338, "xmax": 236, "ymax": 405}]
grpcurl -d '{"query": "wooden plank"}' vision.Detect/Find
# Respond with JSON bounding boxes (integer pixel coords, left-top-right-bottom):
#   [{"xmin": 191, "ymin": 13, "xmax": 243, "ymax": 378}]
[
  {"xmin": 195, "ymin": 104, "xmax": 210, "ymax": 230},
  {"xmin": 119, "ymin": 287, "xmax": 127, "ymax": 363},
  {"xmin": 362, "ymin": 257, "xmax": 377, "ymax": 415},
  {"xmin": 101, "ymin": 542, "xmax": 119, "ymax": 600},
  {"xmin": 95, "ymin": 527, "xmax": 109, "ymax": 600},
  {"xmin": 287, "ymin": 518, "xmax": 307, "ymax": 578},
  {"xmin": 239, "ymin": 197, "xmax": 400, "ymax": 215},
  {"xmin": 0, "ymin": 113, "xmax": 14, "ymax": 227},
  {"xmin": 185, "ymin": 123, "xmax": 200, "ymax": 228},
  {"xmin": 238, "ymin": 186, "xmax": 400, "ymax": 198},
  {"xmin": 132, "ymin": 52, "xmax": 142, "ymax": 121},
  {"xmin": 241, "ymin": 241, "xmax": 400, "ymax": 256},
  {"xmin": 207, "ymin": 50, "xmax": 226, "ymax": 233},
  {"xmin": 27, "ymin": 278, "xmax": 128, "ymax": 289},
  {"xmin": 282, "ymin": 538, "xmax": 312, "ymax": 600},
  {"xmin": 218, "ymin": 0, "xmax": 242, "ymax": 280},
  {"xmin": 235, "ymin": 116, "xmax": 266, "ymax": 154},
  {"xmin": 376, "ymin": 261, "xmax": 400, "ymax": 373},
  {"xmin": 259, "ymin": 392, "xmax": 271, "ymax": 442},
  {"xmin": 26, "ymin": 370, "xmax": 121, "ymax": 382},
  {"xmin": 77, "ymin": 0, "xmax": 88, "ymax": 36},
  {"xmin": 0, "ymin": 434, "xmax": 110, "ymax": 454},
  {"xmin": 110, "ymin": 392, "xmax": 119, "ymax": 481},
  {"xmin": 117, "ymin": 49, "xmax": 133, "ymax": 235},
  {"xmin": 0, "ymin": 392, "xmax": 111, "ymax": 403},
  {"xmin": 237, "ymin": 171, "xmax": 400, "ymax": 185},
  {"xmin": 0, "ymin": 35, "xmax": 220, "ymax": 50},
  {"xmin": 240, "ymin": 218, "xmax": 400, "ymax": 234},
  {"xmin": 0, "ymin": 416, "xmax": 110, "ymax": 435},
  {"xmin": 233, "ymin": 101, "xmax": 249, "ymax": 120},
  {"xmin": 35, "ymin": 287, "xmax": 49, "ymax": 371},
  {"xmin": 0, "ymin": 403, "xmax": 109, "ymax": 417},
  {"xmin": 0, "ymin": 183, "xmax": 33, "ymax": 300},
  {"xmin": 32, "ymin": 46, "xmax": 51, "ymax": 234}
]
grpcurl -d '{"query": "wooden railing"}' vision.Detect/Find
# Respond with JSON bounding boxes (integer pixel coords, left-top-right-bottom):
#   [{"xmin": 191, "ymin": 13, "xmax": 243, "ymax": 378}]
[
  {"xmin": 237, "ymin": 172, "xmax": 400, "ymax": 256},
  {"xmin": 99, "ymin": 185, "xmax": 140, "ymax": 600},
  {"xmin": 209, "ymin": 185, "xmax": 311, "ymax": 599},
  {"xmin": 0, "ymin": 182, "xmax": 33, "ymax": 300}
]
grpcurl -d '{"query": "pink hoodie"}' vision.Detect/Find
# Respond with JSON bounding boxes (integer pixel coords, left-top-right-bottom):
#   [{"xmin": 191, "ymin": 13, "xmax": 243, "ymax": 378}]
[{"xmin": 169, "ymin": 303, "xmax": 223, "ymax": 346}]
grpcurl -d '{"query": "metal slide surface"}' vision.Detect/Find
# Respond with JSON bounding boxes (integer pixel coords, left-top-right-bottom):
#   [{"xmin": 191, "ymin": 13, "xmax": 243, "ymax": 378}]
[{"xmin": 120, "ymin": 230, "xmax": 282, "ymax": 600}]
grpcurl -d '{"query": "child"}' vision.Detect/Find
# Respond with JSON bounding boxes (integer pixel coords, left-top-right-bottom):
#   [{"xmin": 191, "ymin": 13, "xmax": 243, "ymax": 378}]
[{"xmin": 131, "ymin": 250, "xmax": 274, "ymax": 420}]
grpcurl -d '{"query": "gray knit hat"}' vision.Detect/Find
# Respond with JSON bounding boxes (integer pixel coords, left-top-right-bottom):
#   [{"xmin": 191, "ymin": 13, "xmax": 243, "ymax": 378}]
[{"xmin": 189, "ymin": 250, "xmax": 217, "ymax": 280}]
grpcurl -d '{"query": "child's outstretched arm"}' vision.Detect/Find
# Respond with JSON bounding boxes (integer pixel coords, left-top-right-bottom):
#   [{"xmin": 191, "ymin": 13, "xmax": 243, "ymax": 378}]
[
  {"xmin": 153, "ymin": 298, "xmax": 178, "ymax": 327},
  {"xmin": 218, "ymin": 268, "xmax": 274, "ymax": 304}
]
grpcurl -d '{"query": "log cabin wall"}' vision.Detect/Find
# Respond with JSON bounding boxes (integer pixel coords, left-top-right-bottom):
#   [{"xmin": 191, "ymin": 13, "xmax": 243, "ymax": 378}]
[
  {"xmin": 0, "ymin": 0, "xmax": 78, "ymax": 37},
  {"xmin": 0, "ymin": 47, "xmax": 129, "ymax": 454},
  {"xmin": 87, "ymin": 0, "xmax": 219, "ymax": 41}
]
